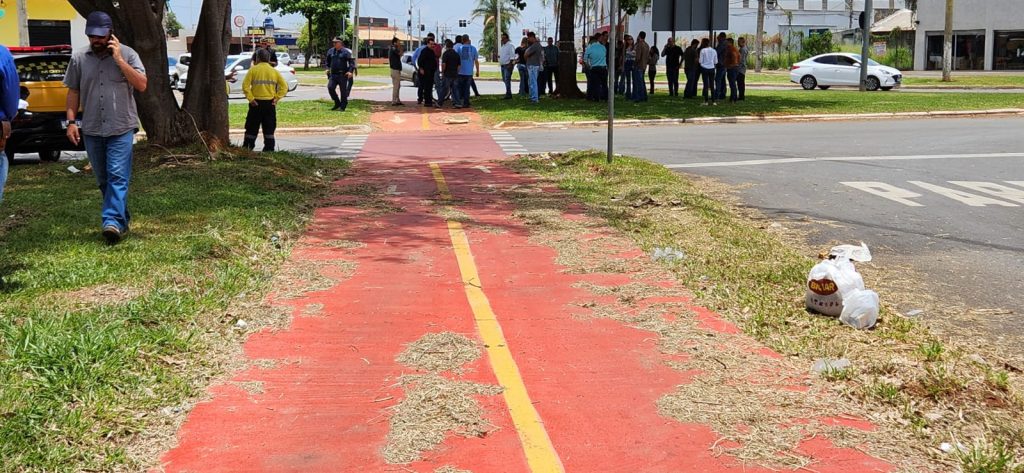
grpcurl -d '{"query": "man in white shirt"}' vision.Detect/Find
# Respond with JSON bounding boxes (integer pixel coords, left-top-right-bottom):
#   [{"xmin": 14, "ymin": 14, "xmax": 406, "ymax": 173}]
[
  {"xmin": 498, "ymin": 32, "xmax": 517, "ymax": 99},
  {"xmin": 698, "ymin": 38, "xmax": 718, "ymax": 106}
]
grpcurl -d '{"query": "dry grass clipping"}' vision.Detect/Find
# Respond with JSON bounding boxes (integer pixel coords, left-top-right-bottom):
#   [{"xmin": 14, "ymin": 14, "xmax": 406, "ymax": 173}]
[
  {"xmin": 434, "ymin": 466, "xmax": 472, "ymax": 473},
  {"xmin": 396, "ymin": 332, "xmax": 481, "ymax": 374},
  {"xmin": 382, "ymin": 374, "xmax": 503, "ymax": 464}
]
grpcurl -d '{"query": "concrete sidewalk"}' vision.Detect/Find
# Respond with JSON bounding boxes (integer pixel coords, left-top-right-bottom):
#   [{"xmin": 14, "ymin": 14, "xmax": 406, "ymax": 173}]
[{"xmin": 155, "ymin": 111, "xmax": 895, "ymax": 472}]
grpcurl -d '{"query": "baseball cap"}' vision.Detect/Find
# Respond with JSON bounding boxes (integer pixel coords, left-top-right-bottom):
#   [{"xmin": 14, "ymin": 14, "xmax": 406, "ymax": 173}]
[
  {"xmin": 85, "ymin": 11, "xmax": 113, "ymax": 37},
  {"xmin": 332, "ymin": 37, "xmax": 343, "ymax": 43}
]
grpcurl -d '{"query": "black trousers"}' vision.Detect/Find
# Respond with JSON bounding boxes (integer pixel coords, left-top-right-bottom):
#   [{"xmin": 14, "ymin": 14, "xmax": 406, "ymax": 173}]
[
  {"xmin": 666, "ymin": 67, "xmax": 680, "ymax": 96},
  {"xmin": 419, "ymin": 70, "xmax": 436, "ymax": 105},
  {"xmin": 243, "ymin": 100, "xmax": 277, "ymax": 152},
  {"xmin": 327, "ymin": 73, "xmax": 349, "ymax": 110}
]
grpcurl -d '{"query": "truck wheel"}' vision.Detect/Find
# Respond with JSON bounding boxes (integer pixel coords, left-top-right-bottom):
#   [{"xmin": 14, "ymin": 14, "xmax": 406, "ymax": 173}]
[{"xmin": 39, "ymin": 149, "xmax": 62, "ymax": 162}]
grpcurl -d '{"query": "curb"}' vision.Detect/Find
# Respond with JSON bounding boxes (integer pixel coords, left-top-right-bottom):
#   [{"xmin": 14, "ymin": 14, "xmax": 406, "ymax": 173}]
[{"xmin": 493, "ymin": 108, "xmax": 1024, "ymax": 129}]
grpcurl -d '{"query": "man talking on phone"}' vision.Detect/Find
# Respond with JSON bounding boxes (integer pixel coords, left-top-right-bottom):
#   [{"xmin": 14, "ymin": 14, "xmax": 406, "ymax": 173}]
[{"xmin": 64, "ymin": 11, "xmax": 148, "ymax": 244}]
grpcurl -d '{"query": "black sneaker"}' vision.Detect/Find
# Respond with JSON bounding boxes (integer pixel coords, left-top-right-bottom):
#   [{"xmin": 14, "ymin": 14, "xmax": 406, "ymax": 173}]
[
  {"xmin": 331, "ymin": 104, "xmax": 341, "ymax": 110},
  {"xmin": 102, "ymin": 225, "xmax": 122, "ymax": 245}
]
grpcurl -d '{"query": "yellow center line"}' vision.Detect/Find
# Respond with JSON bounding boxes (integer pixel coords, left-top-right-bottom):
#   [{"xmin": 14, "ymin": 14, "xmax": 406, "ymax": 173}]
[
  {"xmin": 422, "ymin": 111, "xmax": 431, "ymax": 130},
  {"xmin": 429, "ymin": 163, "xmax": 564, "ymax": 473}
]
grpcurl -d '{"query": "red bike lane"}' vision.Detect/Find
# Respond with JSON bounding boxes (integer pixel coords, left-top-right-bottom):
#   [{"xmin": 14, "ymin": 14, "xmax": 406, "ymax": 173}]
[{"xmin": 157, "ymin": 118, "xmax": 892, "ymax": 473}]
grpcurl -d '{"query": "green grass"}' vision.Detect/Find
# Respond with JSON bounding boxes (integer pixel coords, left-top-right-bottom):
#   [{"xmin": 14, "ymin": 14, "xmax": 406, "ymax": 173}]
[
  {"xmin": 0, "ymin": 146, "xmax": 347, "ymax": 471},
  {"xmin": 229, "ymin": 99, "xmax": 371, "ymax": 128},
  {"xmin": 472, "ymin": 90, "xmax": 1024, "ymax": 124},
  {"xmin": 513, "ymin": 150, "xmax": 1024, "ymax": 468},
  {"xmin": 957, "ymin": 439, "xmax": 1024, "ymax": 473}
]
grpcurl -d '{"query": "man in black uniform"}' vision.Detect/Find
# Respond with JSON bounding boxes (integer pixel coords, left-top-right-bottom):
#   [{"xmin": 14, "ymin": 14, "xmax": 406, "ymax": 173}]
[
  {"xmin": 324, "ymin": 37, "xmax": 355, "ymax": 111},
  {"xmin": 416, "ymin": 37, "xmax": 438, "ymax": 107},
  {"xmin": 253, "ymin": 38, "xmax": 279, "ymax": 67}
]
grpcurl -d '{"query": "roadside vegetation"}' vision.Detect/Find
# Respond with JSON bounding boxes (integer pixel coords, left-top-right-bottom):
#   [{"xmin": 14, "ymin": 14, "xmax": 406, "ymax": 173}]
[
  {"xmin": 228, "ymin": 99, "xmax": 371, "ymax": 128},
  {"xmin": 513, "ymin": 150, "xmax": 1023, "ymax": 472},
  {"xmin": 472, "ymin": 90, "xmax": 1024, "ymax": 124},
  {"xmin": 0, "ymin": 146, "xmax": 347, "ymax": 471}
]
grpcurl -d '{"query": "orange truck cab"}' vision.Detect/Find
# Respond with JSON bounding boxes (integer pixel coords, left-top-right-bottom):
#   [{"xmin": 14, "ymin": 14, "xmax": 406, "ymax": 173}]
[{"xmin": 5, "ymin": 44, "xmax": 84, "ymax": 163}]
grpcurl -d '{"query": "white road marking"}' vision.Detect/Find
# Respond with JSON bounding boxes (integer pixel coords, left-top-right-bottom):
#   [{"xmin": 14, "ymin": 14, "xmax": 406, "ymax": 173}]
[
  {"xmin": 665, "ymin": 152, "xmax": 1024, "ymax": 169},
  {"xmin": 949, "ymin": 181, "xmax": 1024, "ymax": 205},
  {"xmin": 475, "ymin": 165, "xmax": 492, "ymax": 174},
  {"xmin": 1007, "ymin": 181, "xmax": 1024, "ymax": 189},
  {"xmin": 908, "ymin": 181, "xmax": 1018, "ymax": 207},
  {"xmin": 385, "ymin": 185, "xmax": 406, "ymax": 195},
  {"xmin": 841, "ymin": 182, "xmax": 925, "ymax": 207},
  {"xmin": 489, "ymin": 131, "xmax": 528, "ymax": 156},
  {"xmin": 331, "ymin": 134, "xmax": 369, "ymax": 159}
]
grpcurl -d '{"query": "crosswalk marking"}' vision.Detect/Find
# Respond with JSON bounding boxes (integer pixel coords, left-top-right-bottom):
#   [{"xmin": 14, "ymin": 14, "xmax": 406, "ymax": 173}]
[
  {"xmin": 331, "ymin": 134, "xmax": 368, "ymax": 159},
  {"xmin": 843, "ymin": 181, "xmax": 1024, "ymax": 207},
  {"xmin": 489, "ymin": 131, "xmax": 528, "ymax": 156}
]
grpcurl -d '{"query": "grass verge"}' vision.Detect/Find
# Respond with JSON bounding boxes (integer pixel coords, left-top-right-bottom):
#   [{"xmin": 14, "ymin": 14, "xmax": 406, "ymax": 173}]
[
  {"xmin": 513, "ymin": 150, "xmax": 1024, "ymax": 471},
  {"xmin": 228, "ymin": 99, "xmax": 371, "ymax": 128},
  {"xmin": 0, "ymin": 146, "xmax": 348, "ymax": 472},
  {"xmin": 472, "ymin": 89, "xmax": 1024, "ymax": 124}
]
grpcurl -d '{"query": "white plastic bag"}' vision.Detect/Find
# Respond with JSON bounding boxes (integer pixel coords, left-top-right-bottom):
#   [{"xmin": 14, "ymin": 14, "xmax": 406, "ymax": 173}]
[
  {"xmin": 805, "ymin": 258, "xmax": 865, "ymax": 316},
  {"xmin": 839, "ymin": 289, "xmax": 880, "ymax": 329}
]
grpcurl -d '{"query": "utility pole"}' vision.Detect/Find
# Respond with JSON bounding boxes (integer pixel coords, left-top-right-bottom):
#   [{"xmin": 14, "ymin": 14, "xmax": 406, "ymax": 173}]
[
  {"xmin": 755, "ymin": 0, "xmax": 765, "ymax": 72},
  {"xmin": 859, "ymin": 0, "xmax": 873, "ymax": 91},
  {"xmin": 496, "ymin": 0, "xmax": 502, "ymax": 62},
  {"xmin": 607, "ymin": 0, "xmax": 618, "ymax": 164},
  {"xmin": 17, "ymin": 0, "xmax": 29, "ymax": 46},
  {"xmin": 942, "ymin": 0, "xmax": 953, "ymax": 81}
]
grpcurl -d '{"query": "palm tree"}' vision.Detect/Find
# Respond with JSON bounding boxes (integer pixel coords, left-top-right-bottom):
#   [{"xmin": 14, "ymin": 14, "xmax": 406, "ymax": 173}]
[{"xmin": 471, "ymin": 0, "xmax": 523, "ymax": 62}]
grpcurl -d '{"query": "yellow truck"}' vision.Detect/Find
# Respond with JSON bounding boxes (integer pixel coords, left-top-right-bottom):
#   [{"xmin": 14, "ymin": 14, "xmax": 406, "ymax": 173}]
[{"xmin": 5, "ymin": 45, "xmax": 83, "ymax": 163}]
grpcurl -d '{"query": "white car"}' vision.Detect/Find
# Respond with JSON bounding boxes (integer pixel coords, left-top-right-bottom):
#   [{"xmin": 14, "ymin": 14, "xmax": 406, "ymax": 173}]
[
  {"xmin": 175, "ymin": 53, "xmax": 190, "ymax": 90},
  {"xmin": 276, "ymin": 52, "xmax": 292, "ymax": 66},
  {"xmin": 178, "ymin": 55, "xmax": 300, "ymax": 97},
  {"xmin": 790, "ymin": 53, "xmax": 902, "ymax": 91},
  {"xmin": 168, "ymin": 56, "xmax": 179, "ymax": 88}
]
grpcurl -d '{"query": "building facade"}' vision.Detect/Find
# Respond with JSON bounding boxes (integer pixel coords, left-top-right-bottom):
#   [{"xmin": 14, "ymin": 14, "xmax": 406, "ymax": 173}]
[
  {"xmin": 0, "ymin": 0, "xmax": 87, "ymax": 49},
  {"xmin": 594, "ymin": 0, "xmax": 906, "ymax": 43},
  {"xmin": 914, "ymin": 0, "xmax": 1024, "ymax": 71}
]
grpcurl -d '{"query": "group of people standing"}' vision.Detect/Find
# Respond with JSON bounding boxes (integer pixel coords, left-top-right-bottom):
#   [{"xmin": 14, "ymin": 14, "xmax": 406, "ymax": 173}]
[
  {"xmin": 497, "ymin": 33, "xmax": 560, "ymax": 103},
  {"xmin": 391, "ymin": 32, "xmax": 480, "ymax": 109},
  {"xmin": 582, "ymin": 31, "xmax": 750, "ymax": 105}
]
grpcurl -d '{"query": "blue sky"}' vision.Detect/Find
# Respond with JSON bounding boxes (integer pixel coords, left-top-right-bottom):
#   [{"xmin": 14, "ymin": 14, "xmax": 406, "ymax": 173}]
[{"xmin": 167, "ymin": 0, "xmax": 560, "ymax": 41}]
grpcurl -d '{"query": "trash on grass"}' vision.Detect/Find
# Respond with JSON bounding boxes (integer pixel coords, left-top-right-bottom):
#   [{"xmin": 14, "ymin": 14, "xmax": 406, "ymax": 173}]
[
  {"xmin": 903, "ymin": 309, "xmax": 924, "ymax": 317},
  {"xmin": 651, "ymin": 247, "xmax": 686, "ymax": 262},
  {"xmin": 67, "ymin": 165, "xmax": 81, "ymax": 174},
  {"xmin": 828, "ymin": 242, "xmax": 872, "ymax": 262},
  {"xmin": 839, "ymin": 289, "xmax": 880, "ymax": 329},
  {"xmin": 811, "ymin": 358, "xmax": 851, "ymax": 374},
  {"xmin": 234, "ymin": 319, "xmax": 248, "ymax": 329},
  {"xmin": 805, "ymin": 258, "xmax": 865, "ymax": 317}
]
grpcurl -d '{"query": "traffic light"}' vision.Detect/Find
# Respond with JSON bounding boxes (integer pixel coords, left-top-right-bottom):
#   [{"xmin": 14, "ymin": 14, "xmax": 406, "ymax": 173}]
[
  {"xmin": 420, "ymin": 24, "xmax": 425, "ymax": 31},
  {"xmin": 512, "ymin": 0, "xmax": 527, "ymax": 9},
  {"xmin": 459, "ymin": 19, "xmax": 467, "ymax": 27}
]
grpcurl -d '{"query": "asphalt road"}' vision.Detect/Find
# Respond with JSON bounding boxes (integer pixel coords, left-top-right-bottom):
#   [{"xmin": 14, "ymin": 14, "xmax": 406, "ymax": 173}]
[{"xmin": 503, "ymin": 117, "xmax": 1024, "ymax": 343}]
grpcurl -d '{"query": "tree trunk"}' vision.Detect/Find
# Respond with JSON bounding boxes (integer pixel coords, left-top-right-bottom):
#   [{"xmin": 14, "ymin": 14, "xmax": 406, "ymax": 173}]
[
  {"xmin": 67, "ymin": 0, "xmax": 231, "ymax": 148},
  {"xmin": 306, "ymin": 13, "xmax": 314, "ymax": 70},
  {"xmin": 555, "ymin": 0, "xmax": 583, "ymax": 98}
]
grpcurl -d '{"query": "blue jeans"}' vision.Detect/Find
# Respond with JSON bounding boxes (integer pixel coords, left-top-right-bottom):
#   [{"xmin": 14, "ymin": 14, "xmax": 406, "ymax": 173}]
[
  {"xmin": 0, "ymin": 151, "xmax": 8, "ymax": 204},
  {"xmin": 715, "ymin": 65, "xmax": 726, "ymax": 100},
  {"xmin": 631, "ymin": 66, "xmax": 647, "ymax": 102},
  {"xmin": 527, "ymin": 65, "xmax": 540, "ymax": 102},
  {"xmin": 701, "ymin": 67, "xmax": 716, "ymax": 102},
  {"xmin": 456, "ymin": 75, "xmax": 472, "ymax": 107},
  {"xmin": 517, "ymin": 64, "xmax": 528, "ymax": 95},
  {"xmin": 617, "ymin": 60, "xmax": 634, "ymax": 95},
  {"xmin": 84, "ymin": 131, "xmax": 135, "ymax": 232},
  {"xmin": 440, "ymin": 76, "xmax": 456, "ymax": 105},
  {"xmin": 501, "ymin": 64, "xmax": 514, "ymax": 97}
]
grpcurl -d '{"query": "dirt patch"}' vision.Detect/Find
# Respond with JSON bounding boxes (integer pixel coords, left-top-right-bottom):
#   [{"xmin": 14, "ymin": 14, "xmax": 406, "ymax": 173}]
[
  {"xmin": 381, "ymin": 374, "xmax": 503, "ymax": 464},
  {"xmin": 434, "ymin": 466, "xmax": 472, "ymax": 473},
  {"xmin": 59, "ymin": 284, "xmax": 145, "ymax": 306},
  {"xmin": 274, "ymin": 259, "xmax": 356, "ymax": 299},
  {"xmin": 396, "ymin": 332, "xmax": 482, "ymax": 374}
]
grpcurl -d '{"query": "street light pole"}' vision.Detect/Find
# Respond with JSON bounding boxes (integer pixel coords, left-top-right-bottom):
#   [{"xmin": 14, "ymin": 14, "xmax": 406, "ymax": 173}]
[
  {"xmin": 607, "ymin": 0, "xmax": 617, "ymax": 164},
  {"xmin": 942, "ymin": 0, "xmax": 953, "ymax": 81},
  {"xmin": 353, "ymin": 0, "xmax": 360, "ymax": 59}
]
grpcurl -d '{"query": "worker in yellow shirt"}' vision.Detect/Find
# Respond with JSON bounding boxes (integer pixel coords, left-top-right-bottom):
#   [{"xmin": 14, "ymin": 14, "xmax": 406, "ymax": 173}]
[{"xmin": 242, "ymin": 48, "xmax": 288, "ymax": 151}]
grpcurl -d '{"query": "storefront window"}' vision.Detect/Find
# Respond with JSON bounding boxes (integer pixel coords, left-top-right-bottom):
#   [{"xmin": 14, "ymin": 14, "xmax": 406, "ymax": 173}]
[
  {"xmin": 925, "ymin": 32, "xmax": 986, "ymax": 71},
  {"xmin": 994, "ymin": 31, "xmax": 1024, "ymax": 70}
]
